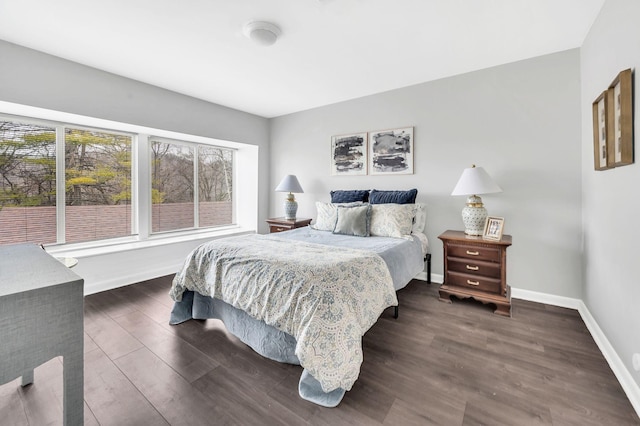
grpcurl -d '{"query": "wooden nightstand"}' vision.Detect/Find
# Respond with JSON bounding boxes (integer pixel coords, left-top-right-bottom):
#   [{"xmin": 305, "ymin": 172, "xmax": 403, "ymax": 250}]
[
  {"xmin": 438, "ymin": 230, "xmax": 512, "ymax": 317},
  {"xmin": 266, "ymin": 217, "xmax": 312, "ymax": 233}
]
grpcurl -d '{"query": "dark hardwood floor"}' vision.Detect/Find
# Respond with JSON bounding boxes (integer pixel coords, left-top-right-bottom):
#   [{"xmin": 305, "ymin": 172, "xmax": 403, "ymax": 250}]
[{"xmin": 1, "ymin": 276, "xmax": 638, "ymax": 425}]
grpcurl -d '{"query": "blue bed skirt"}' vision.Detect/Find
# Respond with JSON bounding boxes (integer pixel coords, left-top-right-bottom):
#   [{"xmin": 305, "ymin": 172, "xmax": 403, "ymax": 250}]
[{"xmin": 170, "ymin": 290, "xmax": 346, "ymax": 407}]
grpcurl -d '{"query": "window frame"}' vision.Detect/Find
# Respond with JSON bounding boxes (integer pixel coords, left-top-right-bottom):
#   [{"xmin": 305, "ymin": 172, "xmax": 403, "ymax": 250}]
[
  {"xmin": 59, "ymin": 124, "xmax": 137, "ymax": 245},
  {"xmin": 0, "ymin": 114, "xmax": 138, "ymax": 245},
  {"xmin": 148, "ymin": 136, "xmax": 236, "ymax": 235},
  {"xmin": 0, "ymin": 111, "xmax": 240, "ymax": 251}
]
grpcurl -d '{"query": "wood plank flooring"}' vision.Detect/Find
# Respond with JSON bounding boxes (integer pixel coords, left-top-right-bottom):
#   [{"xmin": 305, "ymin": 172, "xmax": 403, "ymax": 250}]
[{"xmin": 1, "ymin": 276, "xmax": 638, "ymax": 425}]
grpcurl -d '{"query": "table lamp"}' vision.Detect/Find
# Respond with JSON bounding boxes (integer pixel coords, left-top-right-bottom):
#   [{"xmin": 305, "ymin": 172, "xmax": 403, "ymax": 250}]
[
  {"xmin": 275, "ymin": 175, "xmax": 304, "ymax": 220},
  {"xmin": 451, "ymin": 165, "xmax": 502, "ymax": 236}
]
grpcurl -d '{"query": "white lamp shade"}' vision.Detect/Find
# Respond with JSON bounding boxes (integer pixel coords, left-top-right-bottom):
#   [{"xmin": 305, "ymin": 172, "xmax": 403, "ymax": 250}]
[
  {"xmin": 275, "ymin": 175, "xmax": 304, "ymax": 193},
  {"xmin": 451, "ymin": 166, "xmax": 502, "ymax": 196}
]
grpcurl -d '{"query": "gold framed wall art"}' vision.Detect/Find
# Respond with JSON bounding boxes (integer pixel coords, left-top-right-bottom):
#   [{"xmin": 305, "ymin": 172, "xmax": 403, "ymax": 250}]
[
  {"xmin": 592, "ymin": 68, "xmax": 634, "ymax": 171},
  {"xmin": 609, "ymin": 68, "xmax": 634, "ymax": 167},
  {"xmin": 592, "ymin": 90, "xmax": 614, "ymax": 170}
]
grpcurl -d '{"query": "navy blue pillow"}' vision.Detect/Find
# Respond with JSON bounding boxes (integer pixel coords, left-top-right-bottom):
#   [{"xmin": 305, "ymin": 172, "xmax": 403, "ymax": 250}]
[
  {"xmin": 330, "ymin": 189, "xmax": 370, "ymax": 203},
  {"xmin": 369, "ymin": 188, "xmax": 417, "ymax": 204}
]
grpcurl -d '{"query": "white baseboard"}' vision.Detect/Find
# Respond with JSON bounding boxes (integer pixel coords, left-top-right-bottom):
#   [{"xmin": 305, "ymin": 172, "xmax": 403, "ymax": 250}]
[
  {"xmin": 83, "ymin": 262, "xmax": 182, "ymax": 296},
  {"xmin": 577, "ymin": 299, "xmax": 640, "ymax": 417},
  {"xmin": 510, "ymin": 287, "xmax": 582, "ymax": 309},
  {"xmin": 512, "ymin": 287, "xmax": 640, "ymax": 417}
]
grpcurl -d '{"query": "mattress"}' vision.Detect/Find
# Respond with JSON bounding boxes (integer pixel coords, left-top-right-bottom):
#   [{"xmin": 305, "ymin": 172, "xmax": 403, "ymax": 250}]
[{"xmin": 265, "ymin": 226, "xmax": 426, "ymax": 291}]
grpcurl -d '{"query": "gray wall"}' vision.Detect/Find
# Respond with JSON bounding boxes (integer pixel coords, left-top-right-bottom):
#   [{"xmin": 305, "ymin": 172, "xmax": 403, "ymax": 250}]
[
  {"xmin": 0, "ymin": 39, "xmax": 271, "ymax": 231},
  {"xmin": 270, "ymin": 50, "xmax": 583, "ymax": 297},
  {"xmin": 2, "ymin": 1, "xmax": 637, "ymax": 397},
  {"xmin": 581, "ymin": 0, "xmax": 640, "ymax": 389}
]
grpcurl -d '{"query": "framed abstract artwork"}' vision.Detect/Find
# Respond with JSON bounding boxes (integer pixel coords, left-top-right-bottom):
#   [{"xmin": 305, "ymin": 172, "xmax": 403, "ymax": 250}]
[
  {"xmin": 368, "ymin": 127, "xmax": 414, "ymax": 175},
  {"xmin": 330, "ymin": 132, "xmax": 367, "ymax": 176}
]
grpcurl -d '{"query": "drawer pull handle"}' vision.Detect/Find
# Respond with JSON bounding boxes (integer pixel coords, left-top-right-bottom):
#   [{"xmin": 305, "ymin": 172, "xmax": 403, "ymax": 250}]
[
  {"xmin": 466, "ymin": 265, "xmax": 479, "ymax": 271},
  {"xmin": 466, "ymin": 250, "xmax": 479, "ymax": 256},
  {"xmin": 467, "ymin": 280, "xmax": 480, "ymax": 286}
]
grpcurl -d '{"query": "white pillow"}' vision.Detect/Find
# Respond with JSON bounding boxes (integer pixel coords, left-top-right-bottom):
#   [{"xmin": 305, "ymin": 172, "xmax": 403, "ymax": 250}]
[
  {"xmin": 370, "ymin": 204, "xmax": 416, "ymax": 238},
  {"xmin": 313, "ymin": 201, "xmax": 364, "ymax": 231},
  {"xmin": 412, "ymin": 203, "xmax": 427, "ymax": 234},
  {"xmin": 313, "ymin": 201, "xmax": 338, "ymax": 231}
]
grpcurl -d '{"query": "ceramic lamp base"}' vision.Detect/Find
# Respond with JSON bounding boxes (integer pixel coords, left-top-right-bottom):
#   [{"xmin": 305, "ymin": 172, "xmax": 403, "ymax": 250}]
[
  {"xmin": 461, "ymin": 195, "xmax": 487, "ymax": 236},
  {"xmin": 284, "ymin": 199, "xmax": 298, "ymax": 220}
]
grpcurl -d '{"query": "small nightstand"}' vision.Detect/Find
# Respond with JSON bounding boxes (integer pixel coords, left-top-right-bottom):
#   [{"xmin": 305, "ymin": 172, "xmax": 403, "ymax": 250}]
[
  {"xmin": 438, "ymin": 230, "xmax": 512, "ymax": 316},
  {"xmin": 266, "ymin": 217, "xmax": 312, "ymax": 233}
]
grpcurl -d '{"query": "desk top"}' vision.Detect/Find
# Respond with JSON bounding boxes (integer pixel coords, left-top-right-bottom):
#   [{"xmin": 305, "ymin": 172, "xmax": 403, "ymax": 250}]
[{"xmin": 0, "ymin": 243, "xmax": 83, "ymax": 297}]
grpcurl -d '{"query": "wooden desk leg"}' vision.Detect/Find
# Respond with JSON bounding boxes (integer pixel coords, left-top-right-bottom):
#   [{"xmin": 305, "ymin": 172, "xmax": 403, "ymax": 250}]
[{"xmin": 63, "ymin": 349, "xmax": 84, "ymax": 425}]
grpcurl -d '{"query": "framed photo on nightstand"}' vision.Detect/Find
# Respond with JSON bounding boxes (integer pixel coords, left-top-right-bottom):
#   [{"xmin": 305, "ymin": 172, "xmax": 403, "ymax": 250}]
[{"xmin": 483, "ymin": 216, "xmax": 504, "ymax": 241}]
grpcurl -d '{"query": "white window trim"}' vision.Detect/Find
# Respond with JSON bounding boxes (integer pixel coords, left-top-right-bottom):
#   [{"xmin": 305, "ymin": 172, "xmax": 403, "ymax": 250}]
[{"xmin": 55, "ymin": 126, "xmax": 66, "ymax": 244}]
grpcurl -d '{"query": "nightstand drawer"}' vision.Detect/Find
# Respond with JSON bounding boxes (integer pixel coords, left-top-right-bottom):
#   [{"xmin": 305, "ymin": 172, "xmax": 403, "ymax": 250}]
[
  {"xmin": 446, "ymin": 271, "xmax": 501, "ymax": 294},
  {"xmin": 447, "ymin": 257, "xmax": 501, "ymax": 279},
  {"xmin": 266, "ymin": 218, "xmax": 312, "ymax": 233},
  {"xmin": 269, "ymin": 224, "xmax": 293, "ymax": 233},
  {"xmin": 448, "ymin": 244, "xmax": 500, "ymax": 263}
]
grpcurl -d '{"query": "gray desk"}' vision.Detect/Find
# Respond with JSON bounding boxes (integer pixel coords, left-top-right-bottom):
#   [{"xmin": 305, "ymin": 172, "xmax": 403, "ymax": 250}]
[{"xmin": 0, "ymin": 243, "xmax": 84, "ymax": 425}]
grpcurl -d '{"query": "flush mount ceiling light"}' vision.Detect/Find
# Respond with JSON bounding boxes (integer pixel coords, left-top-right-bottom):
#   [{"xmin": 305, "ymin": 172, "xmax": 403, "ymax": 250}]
[{"xmin": 243, "ymin": 21, "xmax": 281, "ymax": 46}]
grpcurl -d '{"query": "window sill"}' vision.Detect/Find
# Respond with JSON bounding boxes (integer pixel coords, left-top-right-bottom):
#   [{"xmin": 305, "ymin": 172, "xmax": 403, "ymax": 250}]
[{"xmin": 46, "ymin": 225, "xmax": 256, "ymax": 259}]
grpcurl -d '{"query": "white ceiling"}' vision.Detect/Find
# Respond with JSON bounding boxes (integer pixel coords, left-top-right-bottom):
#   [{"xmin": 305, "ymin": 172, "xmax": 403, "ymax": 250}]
[{"xmin": 0, "ymin": 0, "xmax": 605, "ymax": 118}]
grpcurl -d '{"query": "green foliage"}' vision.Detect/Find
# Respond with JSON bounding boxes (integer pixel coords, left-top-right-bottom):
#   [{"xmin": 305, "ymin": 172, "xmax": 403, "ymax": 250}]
[
  {"xmin": 66, "ymin": 176, "xmax": 97, "ymax": 187},
  {"xmin": 151, "ymin": 188, "xmax": 165, "ymax": 204},
  {"xmin": 1, "ymin": 122, "xmax": 133, "ymax": 207},
  {"xmin": 112, "ymin": 190, "xmax": 131, "ymax": 204},
  {"xmin": 2, "ymin": 121, "xmax": 233, "ymax": 214},
  {"xmin": 0, "ymin": 188, "xmax": 56, "ymax": 207}
]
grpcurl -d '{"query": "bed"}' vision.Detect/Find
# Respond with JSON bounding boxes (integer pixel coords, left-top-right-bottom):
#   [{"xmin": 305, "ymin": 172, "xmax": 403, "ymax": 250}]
[{"xmin": 169, "ymin": 190, "xmax": 429, "ymax": 407}]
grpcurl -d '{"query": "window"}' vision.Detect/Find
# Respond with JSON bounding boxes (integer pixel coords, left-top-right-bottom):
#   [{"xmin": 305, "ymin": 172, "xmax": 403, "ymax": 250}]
[
  {"xmin": 151, "ymin": 141, "xmax": 194, "ymax": 232},
  {"xmin": 64, "ymin": 128, "xmax": 133, "ymax": 244},
  {"xmin": 198, "ymin": 145, "xmax": 233, "ymax": 228},
  {"xmin": 0, "ymin": 120, "xmax": 57, "ymax": 244},
  {"xmin": 0, "ymin": 118, "xmax": 133, "ymax": 245},
  {"xmin": 1, "ymin": 109, "xmax": 241, "ymax": 249},
  {"xmin": 151, "ymin": 139, "xmax": 233, "ymax": 233}
]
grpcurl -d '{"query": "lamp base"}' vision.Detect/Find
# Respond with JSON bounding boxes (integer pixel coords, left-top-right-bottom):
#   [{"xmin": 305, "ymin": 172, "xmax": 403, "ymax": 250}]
[
  {"xmin": 284, "ymin": 196, "xmax": 298, "ymax": 221},
  {"xmin": 461, "ymin": 195, "xmax": 487, "ymax": 236}
]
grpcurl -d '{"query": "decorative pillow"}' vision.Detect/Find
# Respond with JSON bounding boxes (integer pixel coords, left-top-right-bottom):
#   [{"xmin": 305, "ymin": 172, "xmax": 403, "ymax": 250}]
[
  {"xmin": 330, "ymin": 189, "xmax": 370, "ymax": 203},
  {"xmin": 412, "ymin": 203, "xmax": 427, "ymax": 234},
  {"xmin": 312, "ymin": 201, "xmax": 338, "ymax": 231},
  {"xmin": 333, "ymin": 204, "xmax": 371, "ymax": 237},
  {"xmin": 369, "ymin": 188, "xmax": 417, "ymax": 204},
  {"xmin": 370, "ymin": 204, "xmax": 417, "ymax": 238}
]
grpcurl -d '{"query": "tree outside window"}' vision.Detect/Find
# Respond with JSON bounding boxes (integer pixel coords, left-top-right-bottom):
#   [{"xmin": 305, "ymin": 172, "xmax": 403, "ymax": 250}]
[
  {"xmin": 64, "ymin": 128, "xmax": 132, "ymax": 244},
  {"xmin": 151, "ymin": 140, "xmax": 233, "ymax": 233},
  {"xmin": 0, "ymin": 121, "xmax": 57, "ymax": 244}
]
